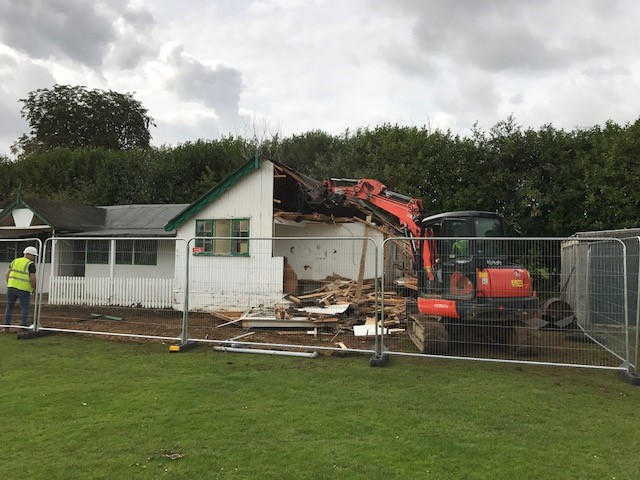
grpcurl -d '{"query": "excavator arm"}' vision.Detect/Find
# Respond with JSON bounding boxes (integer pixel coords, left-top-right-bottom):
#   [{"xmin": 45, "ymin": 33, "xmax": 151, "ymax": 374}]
[{"xmin": 322, "ymin": 178, "xmax": 436, "ymax": 281}]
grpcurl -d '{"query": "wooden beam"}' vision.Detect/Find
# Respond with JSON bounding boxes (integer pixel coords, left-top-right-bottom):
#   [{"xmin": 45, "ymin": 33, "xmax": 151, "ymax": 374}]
[{"xmin": 355, "ymin": 219, "xmax": 371, "ymax": 298}]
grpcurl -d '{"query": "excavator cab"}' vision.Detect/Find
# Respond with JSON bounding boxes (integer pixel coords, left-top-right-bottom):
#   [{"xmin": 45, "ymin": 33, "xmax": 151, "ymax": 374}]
[
  {"xmin": 417, "ymin": 211, "xmax": 538, "ymax": 321},
  {"xmin": 419, "ymin": 211, "xmax": 505, "ymax": 295}
]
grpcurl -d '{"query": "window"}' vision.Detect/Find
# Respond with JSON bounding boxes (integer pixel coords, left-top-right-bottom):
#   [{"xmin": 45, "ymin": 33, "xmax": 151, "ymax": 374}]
[
  {"xmin": 195, "ymin": 219, "xmax": 250, "ymax": 256},
  {"xmin": 0, "ymin": 241, "xmax": 50, "ymax": 263},
  {"xmin": 474, "ymin": 217, "xmax": 503, "ymax": 237},
  {"xmin": 0, "ymin": 242, "xmax": 18, "ymax": 262},
  {"xmin": 86, "ymin": 240, "xmax": 109, "ymax": 264},
  {"xmin": 116, "ymin": 240, "xmax": 158, "ymax": 266}
]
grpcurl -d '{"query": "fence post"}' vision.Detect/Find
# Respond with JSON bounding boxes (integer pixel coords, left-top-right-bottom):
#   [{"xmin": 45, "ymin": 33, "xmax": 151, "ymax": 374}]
[
  {"xmin": 170, "ymin": 239, "xmax": 196, "ymax": 352},
  {"xmin": 636, "ymin": 237, "xmax": 640, "ymax": 376},
  {"xmin": 620, "ymin": 238, "xmax": 640, "ymax": 384},
  {"xmin": 370, "ymin": 238, "xmax": 387, "ymax": 367}
]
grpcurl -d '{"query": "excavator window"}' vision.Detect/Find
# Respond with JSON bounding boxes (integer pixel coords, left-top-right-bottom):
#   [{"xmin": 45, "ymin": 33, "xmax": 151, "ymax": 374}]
[
  {"xmin": 474, "ymin": 217, "xmax": 503, "ymax": 237},
  {"xmin": 440, "ymin": 219, "xmax": 472, "ymax": 260},
  {"xmin": 474, "ymin": 217, "xmax": 504, "ymax": 258}
]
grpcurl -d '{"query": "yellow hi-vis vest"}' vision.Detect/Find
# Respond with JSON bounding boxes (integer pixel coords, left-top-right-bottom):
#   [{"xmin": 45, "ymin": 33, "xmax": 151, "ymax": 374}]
[{"xmin": 7, "ymin": 257, "xmax": 34, "ymax": 293}]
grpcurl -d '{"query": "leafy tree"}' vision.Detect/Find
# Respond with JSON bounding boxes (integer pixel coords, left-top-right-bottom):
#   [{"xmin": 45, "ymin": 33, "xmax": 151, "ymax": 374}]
[
  {"xmin": 0, "ymin": 155, "xmax": 16, "ymax": 206},
  {"xmin": 13, "ymin": 84, "xmax": 155, "ymax": 156}
]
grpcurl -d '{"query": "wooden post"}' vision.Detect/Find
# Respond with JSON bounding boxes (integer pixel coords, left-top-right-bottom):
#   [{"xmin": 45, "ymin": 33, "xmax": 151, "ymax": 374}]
[{"xmin": 355, "ymin": 217, "xmax": 372, "ymax": 299}]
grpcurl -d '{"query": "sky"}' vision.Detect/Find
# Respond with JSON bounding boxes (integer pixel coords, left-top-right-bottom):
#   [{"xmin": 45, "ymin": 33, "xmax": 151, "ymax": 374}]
[{"xmin": 0, "ymin": 0, "xmax": 639, "ymax": 157}]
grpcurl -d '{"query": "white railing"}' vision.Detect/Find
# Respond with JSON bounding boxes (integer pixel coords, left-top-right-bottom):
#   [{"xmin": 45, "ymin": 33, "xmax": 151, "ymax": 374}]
[{"xmin": 49, "ymin": 277, "xmax": 173, "ymax": 309}]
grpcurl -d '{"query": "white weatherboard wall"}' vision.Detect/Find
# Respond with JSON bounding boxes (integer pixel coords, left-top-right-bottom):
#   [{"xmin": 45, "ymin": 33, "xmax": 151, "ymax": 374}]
[
  {"xmin": 172, "ymin": 161, "xmax": 280, "ymax": 311},
  {"xmin": 273, "ymin": 222, "xmax": 384, "ymax": 281}
]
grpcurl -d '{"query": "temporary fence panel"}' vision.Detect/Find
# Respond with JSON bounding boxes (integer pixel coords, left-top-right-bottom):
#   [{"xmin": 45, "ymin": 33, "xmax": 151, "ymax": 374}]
[
  {"xmin": 0, "ymin": 238, "xmax": 42, "ymax": 333},
  {"xmin": 0, "ymin": 238, "xmax": 47, "ymax": 294},
  {"xmin": 35, "ymin": 237, "xmax": 187, "ymax": 341},
  {"xmin": 563, "ymin": 237, "xmax": 639, "ymax": 373},
  {"xmin": 381, "ymin": 237, "xmax": 631, "ymax": 371},
  {"xmin": 179, "ymin": 236, "xmax": 381, "ymax": 355}
]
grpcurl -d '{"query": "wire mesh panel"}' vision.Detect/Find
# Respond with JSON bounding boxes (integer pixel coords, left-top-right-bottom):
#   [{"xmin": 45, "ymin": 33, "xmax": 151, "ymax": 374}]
[
  {"xmin": 1, "ymin": 238, "xmax": 42, "ymax": 333},
  {"xmin": 563, "ymin": 237, "xmax": 637, "ymax": 372},
  {"xmin": 181, "ymin": 236, "xmax": 380, "ymax": 354},
  {"xmin": 622, "ymin": 237, "xmax": 640, "ymax": 373},
  {"xmin": 36, "ymin": 237, "xmax": 186, "ymax": 341},
  {"xmin": 381, "ymin": 237, "xmax": 629, "ymax": 369}
]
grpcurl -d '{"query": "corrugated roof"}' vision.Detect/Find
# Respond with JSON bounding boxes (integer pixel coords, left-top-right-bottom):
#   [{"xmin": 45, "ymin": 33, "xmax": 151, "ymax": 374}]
[
  {"xmin": 70, "ymin": 204, "xmax": 190, "ymax": 237},
  {"xmin": 0, "ymin": 197, "xmax": 189, "ymax": 237}
]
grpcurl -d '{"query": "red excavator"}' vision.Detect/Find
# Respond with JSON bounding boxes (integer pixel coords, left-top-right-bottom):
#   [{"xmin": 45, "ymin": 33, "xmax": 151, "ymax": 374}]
[{"xmin": 315, "ymin": 178, "xmax": 541, "ymax": 353}]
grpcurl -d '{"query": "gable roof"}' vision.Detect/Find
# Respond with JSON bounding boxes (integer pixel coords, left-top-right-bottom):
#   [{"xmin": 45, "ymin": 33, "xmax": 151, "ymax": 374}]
[
  {"xmin": 164, "ymin": 154, "xmax": 262, "ymax": 231},
  {"xmin": 0, "ymin": 196, "xmax": 105, "ymax": 233},
  {"xmin": 0, "ymin": 196, "xmax": 188, "ymax": 238}
]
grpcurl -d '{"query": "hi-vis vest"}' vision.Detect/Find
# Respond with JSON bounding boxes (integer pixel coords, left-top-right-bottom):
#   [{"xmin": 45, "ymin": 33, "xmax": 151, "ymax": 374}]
[{"xmin": 7, "ymin": 257, "xmax": 34, "ymax": 293}]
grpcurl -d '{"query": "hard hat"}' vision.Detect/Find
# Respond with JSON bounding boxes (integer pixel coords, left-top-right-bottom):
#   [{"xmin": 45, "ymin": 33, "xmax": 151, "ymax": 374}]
[{"xmin": 23, "ymin": 246, "xmax": 39, "ymax": 256}]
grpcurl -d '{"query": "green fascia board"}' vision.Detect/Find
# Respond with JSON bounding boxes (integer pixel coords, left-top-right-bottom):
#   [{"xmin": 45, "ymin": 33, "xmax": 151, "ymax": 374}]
[
  {"xmin": 0, "ymin": 198, "xmax": 53, "ymax": 228},
  {"xmin": 0, "ymin": 198, "xmax": 19, "ymax": 223},
  {"xmin": 164, "ymin": 155, "xmax": 262, "ymax": 232}
]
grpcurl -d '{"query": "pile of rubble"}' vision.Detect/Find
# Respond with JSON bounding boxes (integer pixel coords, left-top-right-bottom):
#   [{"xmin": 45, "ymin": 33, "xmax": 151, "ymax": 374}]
[{"xmin": 210, "ymin": 274, "xmax": 412, "ymax": 338}]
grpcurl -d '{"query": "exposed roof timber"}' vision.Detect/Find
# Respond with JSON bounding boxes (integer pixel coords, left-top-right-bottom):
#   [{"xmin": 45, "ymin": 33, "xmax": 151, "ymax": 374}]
[{"xmin": 274, "ymin": 212, "xmax": 356, "ymax": 224}]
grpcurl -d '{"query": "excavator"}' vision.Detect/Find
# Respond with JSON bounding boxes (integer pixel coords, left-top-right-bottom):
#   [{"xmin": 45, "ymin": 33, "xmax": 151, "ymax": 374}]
[{"xmin": 312, "ymin": 177, "xmax": 541, "ymax": 354}]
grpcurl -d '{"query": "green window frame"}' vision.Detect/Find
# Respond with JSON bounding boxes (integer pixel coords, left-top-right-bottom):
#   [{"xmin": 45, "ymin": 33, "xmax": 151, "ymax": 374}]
[
  {"xmin": 116, "ymin": 240, "xmax": 158, "ymax": 266},
  {"xmin": 195, "ymin": 219, "xmax": 250, "ymax": 256}
]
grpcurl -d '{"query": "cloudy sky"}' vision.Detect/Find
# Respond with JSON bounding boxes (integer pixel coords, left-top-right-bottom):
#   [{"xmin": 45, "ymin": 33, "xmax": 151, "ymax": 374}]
[{"xmin": 0, "ymin": 0, "xmax": 638, "ymax": 157}]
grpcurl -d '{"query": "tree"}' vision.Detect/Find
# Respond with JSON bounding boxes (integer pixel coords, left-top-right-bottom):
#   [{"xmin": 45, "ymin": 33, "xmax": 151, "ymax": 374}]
[{"xmin": 12, "ymin": 84, "xmax": 155, "ymax": 156}]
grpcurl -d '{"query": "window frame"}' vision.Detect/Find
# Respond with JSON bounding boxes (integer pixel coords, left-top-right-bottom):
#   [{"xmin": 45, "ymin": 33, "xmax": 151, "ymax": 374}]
[
  {"xmin": 86, "ymin": 239, "xmax": 109, "ymax": 265},
  {"xmin": 115, "ymin": 239, "xmax": 158, "ymax": 266},
  {"xmin": 194, "ymin": 218, "xmax": 250, "ymax": 257}
]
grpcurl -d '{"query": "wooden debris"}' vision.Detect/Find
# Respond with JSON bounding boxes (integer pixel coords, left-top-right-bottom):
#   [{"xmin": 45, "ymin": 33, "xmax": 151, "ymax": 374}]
[{"xmin": 208, "ymin": 272, "xmax": 418, "ymax": 342}]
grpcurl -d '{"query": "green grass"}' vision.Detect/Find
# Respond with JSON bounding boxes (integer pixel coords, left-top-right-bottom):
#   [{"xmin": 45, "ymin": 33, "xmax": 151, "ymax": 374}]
[{"xmin": 0, "ymin": 333, "xmax": 638, "ymax": 480}]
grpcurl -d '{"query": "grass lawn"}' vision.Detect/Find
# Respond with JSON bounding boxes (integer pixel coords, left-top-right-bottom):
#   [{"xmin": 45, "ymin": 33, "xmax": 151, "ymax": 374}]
[{"xmin": 0, "ymin": 332, "xmax": 637, "ymax": 479}]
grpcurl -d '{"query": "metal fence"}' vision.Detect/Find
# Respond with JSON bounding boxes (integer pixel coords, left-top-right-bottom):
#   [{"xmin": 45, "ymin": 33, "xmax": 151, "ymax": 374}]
[
  {"xmin": 381, "ymin": 237, "xmax": 637, "ymax": 376},
  {"xmin": 30, "ymin": 237, "xmax": 186, "ymax": 341},
  {"xmin": 1, "ymin": 234, "xmax": 638, "ymax": 378},
  {"xmin": 21, "ymin": 236, "xmax": 381, "ymax": 356},
  {"xmin": 1, "ymin": 238, "xmax": 43, "ymax": 332}
]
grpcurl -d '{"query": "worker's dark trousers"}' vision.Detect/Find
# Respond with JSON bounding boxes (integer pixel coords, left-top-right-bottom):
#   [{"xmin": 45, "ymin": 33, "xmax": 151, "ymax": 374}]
[{"xmin": 3, "ymin": 287, "xmax": 31, "ymax": 327}]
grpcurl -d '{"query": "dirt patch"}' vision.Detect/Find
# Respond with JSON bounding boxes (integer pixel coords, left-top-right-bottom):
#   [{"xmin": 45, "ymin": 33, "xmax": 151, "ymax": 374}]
[{"xmin": 11, "ymin": 304, "xmax": 377, "ymax": 352}]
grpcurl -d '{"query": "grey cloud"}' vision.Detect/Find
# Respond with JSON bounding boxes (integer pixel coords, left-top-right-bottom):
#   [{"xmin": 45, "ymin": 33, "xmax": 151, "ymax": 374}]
[
  {"xmin": 166, "ymin": 47, "xmax": 243, "ymax": 134},
  {"xmin": 0, "ymin": 59, "xmax": 55, "ymax": 156},
  {"xmin": 153, "ymin": 114, "xmax": 221, "ymax": 148},
  {"xmin": 106, "ymin": 5, "xmax": 158, "ymax": 70},
  {"xmin": 390, "ymin": 0, "xmax": 610, "ymax": 74},
  {"xmin": 0, "ymin": 0, "xmax": 156, "ymax": 70},
  {"xmin": 0, "ymin": 0, "xmax": 115, "ymax": 68},
  {"xmin": 380, "ymin": 42, "xmax": 439, "ymax": 78}
]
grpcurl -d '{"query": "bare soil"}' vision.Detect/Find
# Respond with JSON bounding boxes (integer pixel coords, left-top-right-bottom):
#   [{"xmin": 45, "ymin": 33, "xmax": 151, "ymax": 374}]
[{"xmin": 1, "ymin": 300, "xmax": 622, "ymax": 367}]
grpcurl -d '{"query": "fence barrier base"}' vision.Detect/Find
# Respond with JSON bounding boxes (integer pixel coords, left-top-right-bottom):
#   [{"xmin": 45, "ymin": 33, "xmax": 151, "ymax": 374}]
[{"xmin": 169, "ymin": 341, "xmax": 198, "ymax": 352}]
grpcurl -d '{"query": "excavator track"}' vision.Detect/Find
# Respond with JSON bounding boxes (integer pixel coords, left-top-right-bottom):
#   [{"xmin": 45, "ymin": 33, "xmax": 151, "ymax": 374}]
[
  {"xmin": 407, "ymin": 314, "xmax": 449, "ymax": 355},
  {"xmin": 407, "ymin": 311, "xmax": 543, "ymax": 357}
]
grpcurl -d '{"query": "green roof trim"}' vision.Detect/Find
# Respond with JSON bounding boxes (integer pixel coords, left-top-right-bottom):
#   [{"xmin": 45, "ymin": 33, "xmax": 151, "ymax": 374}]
[
  {"xmin": 164, "ymin": 154, "xmax": 262, "ymax": 232},
  {"xmin": 0, "ymin": 197, "xmax": 53, "ymax": 228}
]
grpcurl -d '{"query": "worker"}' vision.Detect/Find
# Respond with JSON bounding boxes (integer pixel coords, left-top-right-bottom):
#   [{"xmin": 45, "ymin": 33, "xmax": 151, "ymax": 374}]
[
  {"xmin": 452, "ymin": 238, "xmax": 469, "ymax": 256},
  {"xmin": 3, "ymin": 246, "xmax": 38, "ymax": 329}
]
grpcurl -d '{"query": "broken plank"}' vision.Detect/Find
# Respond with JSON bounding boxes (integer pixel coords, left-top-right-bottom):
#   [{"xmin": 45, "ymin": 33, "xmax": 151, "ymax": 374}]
[
  {"xmin": 297, "ymin": 291, "xmax": 338, "ymax": 300},
  {"xmin": 311, "ymin": 317, "xmax": 339, "ymax": 324},
  {"xmin": 216, "ymin": 317, "xmax": 244, "ymax": 328},
  {"xmin": 210, "ymin": 310, "xmax": 237, "ymax": 323},
  {"xmin": 287, "ymin": 295, "xmax": 301, "ymax": 304}
]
